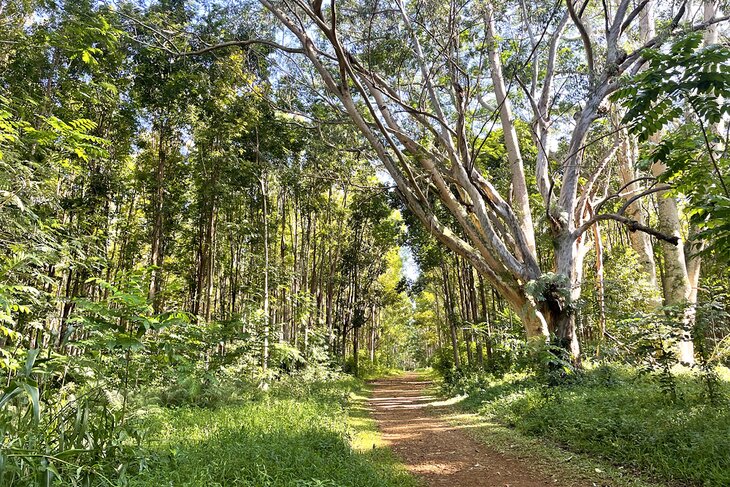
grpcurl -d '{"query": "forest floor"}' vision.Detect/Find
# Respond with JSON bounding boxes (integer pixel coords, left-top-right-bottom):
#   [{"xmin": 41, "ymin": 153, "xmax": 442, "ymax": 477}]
[
  {"xmin": 124, "ymin": 374, "xmax": 418, "ymax": 487},
  {"xmin": 369, "ymin": 372, "xmax": 576, "ymax": 487},
  {"xmin": 368, "ymin": 372, "xmax": 656, "ymax": 487}
]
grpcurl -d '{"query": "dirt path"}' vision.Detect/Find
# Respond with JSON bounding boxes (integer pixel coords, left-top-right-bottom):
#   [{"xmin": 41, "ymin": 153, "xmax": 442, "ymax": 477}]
[{"xmin": 369, "ymin": 373, "xmax": 582, "ymax": 487}]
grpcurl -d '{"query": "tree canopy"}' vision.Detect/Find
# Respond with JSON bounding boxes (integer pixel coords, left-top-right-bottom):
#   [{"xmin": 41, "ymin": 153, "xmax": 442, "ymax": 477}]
[{"xmin": 0, "ymin": 0, "xmax": 729, "ymax": 485}]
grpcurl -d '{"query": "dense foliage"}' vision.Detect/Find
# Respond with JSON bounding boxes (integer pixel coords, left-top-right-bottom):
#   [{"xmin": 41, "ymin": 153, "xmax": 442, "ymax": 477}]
[
  {"xmin": 1, "ymin": 0, "xmax": 729, "ymax": 486},
  {"xmin": 0, "ymin": 1, "xmax": 416, "ymax": 484},
  {"xmin": 440, "ymin": 365, "xmax": 730, "ymax": 486}
]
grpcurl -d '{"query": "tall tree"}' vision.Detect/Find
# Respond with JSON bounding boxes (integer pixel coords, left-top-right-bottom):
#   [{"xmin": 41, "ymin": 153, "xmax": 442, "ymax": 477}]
[{"xmin": 239, "ymin": 0, "xmax": 727, "ymax": 360}]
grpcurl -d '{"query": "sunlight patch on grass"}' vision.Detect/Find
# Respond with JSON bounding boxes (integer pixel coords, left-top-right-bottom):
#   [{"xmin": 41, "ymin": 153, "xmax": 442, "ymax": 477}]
[
  {"xmin": 348, "ymin": 386, "xmax": 389, "ymax": 451},
  {"xmin": 125, "ymin": 376, "xmax": 418, "ymax": 487},
  {"xmin": 427, "ymin": 394, "xmax": 467, "ymax": 407}
]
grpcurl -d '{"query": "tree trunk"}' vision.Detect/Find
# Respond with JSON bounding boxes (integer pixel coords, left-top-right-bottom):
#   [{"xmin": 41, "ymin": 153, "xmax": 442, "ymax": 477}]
[
  {"xmin": 617, "ymin": 133, "xmax": 657, "ymax": 284},
  {"xmin": 353, "ymin": 312, "xmax": 360, "ymax": 377},
  {"xmin": 441, "ymin": 263, "xmax": 461, "ymax": 368},
  {"xmin": 260, "ymin": 170, "xmax": 270, "ymax": 372},
  {"xmin": 370, "ymin": 305, "xmax": 376, "ymax": 363},
  {"xmin": 643, "ymin": 0, "xmax": 695, "ymax": 365},
  {"xmin": 148, "ymin": 126, "xmax": 167, "ymax": 312},
  {"xmin": 478, "ymin": 274, "xmax": 493, "ymax": 362},
  {"xmin": 485, "ymin": 4, "xmax": 537, "ymax": 257},
  {"xmin": 593, "ymin": 221, "xmax": 606, "ymax": 349},
  {"xmin": 550, "ymin": 234, "xmax": 587, "ymax": 360}
]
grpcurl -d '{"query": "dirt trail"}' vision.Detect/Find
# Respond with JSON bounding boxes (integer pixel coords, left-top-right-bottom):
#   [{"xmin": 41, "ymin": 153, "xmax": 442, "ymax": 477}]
[{"xmin": 369, "ymin": 373, "xmax": 581, "ymax": 487}]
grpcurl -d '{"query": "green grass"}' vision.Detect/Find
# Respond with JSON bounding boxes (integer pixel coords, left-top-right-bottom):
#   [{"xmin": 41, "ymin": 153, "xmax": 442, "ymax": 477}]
[
  {"xmin": 440, "ymin": 365, "xmax": 730, "ymax": 487},
  {"xmin": 126, "ymin": 374, "xmax": 417, "ymax": 487},
  {"xmin": 439, "ymin": 410, "xmax": 661, "ymax": 487},
  {"xmin": 352, "ymin": 361, "xmax": 404, "ymax": 381}
]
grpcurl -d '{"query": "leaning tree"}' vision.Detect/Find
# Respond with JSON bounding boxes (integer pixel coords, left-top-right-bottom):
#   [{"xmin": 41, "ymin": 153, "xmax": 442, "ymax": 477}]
[{"xmin": 178, "ymin": 0, "xmax": 727, "ymax": 359}]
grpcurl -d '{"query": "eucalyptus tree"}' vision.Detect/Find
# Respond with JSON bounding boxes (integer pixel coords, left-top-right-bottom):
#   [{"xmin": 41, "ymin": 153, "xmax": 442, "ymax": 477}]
[
  {"xmin": 611, "ymin": 1, "xmax": 728, "ymax": 363},
  {"xmin": 215, "ymin": 0, "xmax": 726, "ymax": 360}
]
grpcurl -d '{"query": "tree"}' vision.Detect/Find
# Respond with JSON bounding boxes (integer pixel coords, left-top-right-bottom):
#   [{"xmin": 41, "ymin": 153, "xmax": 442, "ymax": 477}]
[
  {"xmin": 340, "ymin": 183, "xmax": 401, "ymax": 375},
  {"xmin": 613, "ymin": 2, "xmax": 728, "ymax": 364},
  {"xmin": 243, "ymin": 0, "xmax": 728, "ymax": 360}
]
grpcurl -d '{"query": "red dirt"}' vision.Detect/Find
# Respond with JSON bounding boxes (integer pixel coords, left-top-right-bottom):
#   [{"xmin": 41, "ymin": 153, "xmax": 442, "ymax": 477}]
[{"xmin": 369, "ymin": 372, "xmax": 585, "ymax": 487}]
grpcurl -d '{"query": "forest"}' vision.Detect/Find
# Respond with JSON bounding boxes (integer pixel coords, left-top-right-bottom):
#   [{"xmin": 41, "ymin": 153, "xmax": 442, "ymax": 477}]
[{"xmin": 0, "ymin": 0, "xmax": 729, "ymax": 486}]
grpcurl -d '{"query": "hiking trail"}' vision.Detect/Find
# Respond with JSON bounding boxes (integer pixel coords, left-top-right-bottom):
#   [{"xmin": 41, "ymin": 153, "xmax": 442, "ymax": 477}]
[{"xmin": 369, "ymin": 373, "xmax": 589, "ymax": 487}]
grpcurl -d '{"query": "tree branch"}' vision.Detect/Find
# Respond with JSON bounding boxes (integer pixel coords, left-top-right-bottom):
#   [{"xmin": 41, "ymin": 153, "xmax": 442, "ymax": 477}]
[
  {"xmin": 616, "ymin": 184, "xmax": 670, "ymax": 215},
  {"xmin": 693, "ymin": 106, "xmax": 730, "ymax": 198},
  {"xmin": 593, "ymin": 176, "xmax": 658, "ymax": 214},
  {"xmin": 620, "ymin": 11, "xmax": 730, "ymax": 75},
  {"xmin": 567, "ymin": 0, "xmax": 595, "ymax": 81},
  {"xmin": 179, "ymin": 39, "xmax": 305, "ymax": 56},
  {"xmin": 574, "ymin": 213, "xmax": 679, "ymax": 245},
  {"xmin": 620, "ymin": 0, "xmax": 651, "ymax": 34}
]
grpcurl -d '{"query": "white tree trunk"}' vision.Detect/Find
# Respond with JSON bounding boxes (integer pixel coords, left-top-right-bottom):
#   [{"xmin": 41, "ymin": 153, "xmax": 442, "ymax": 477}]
[
  {"xmin": 617, "ymin": 134, "xmax": 657, "ymax": 285},
  {"xmin": 651, "ymin": 173, "xmax": 694, "ymax": 363},
  {"xmin": 485, "ymin": 5, "xmax": 537, "ymax": 258},
  {"xmin": 643, "ymin": 1, "xmax": 694, "ymax": 364},
  {"xmin": 260, "ymin": 171, "xmax": 270, "ymax": 372}
]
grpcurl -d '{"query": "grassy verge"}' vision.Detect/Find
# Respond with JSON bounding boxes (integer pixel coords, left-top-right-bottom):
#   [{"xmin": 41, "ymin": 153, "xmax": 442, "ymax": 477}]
[
  {"xmin": 126, "ymin": 373, "xmax": 417, "ymax": 487},
  {"xmin": 438, "ymin": 407, "xmax": 662, "ymax": 487},
  {"xmin": 432, "ymin": 365, "xmax": 730, "ymax": 487}
]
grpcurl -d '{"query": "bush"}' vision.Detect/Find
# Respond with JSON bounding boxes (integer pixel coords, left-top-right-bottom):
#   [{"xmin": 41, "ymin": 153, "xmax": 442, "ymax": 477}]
[
  {"xmin": 127, "ymin": 372, "xmax": 413, "ymax": 487},
  {"xmin": 440, "ymin": 363, "xmax": 730, "ymax": 486},
  {"xmin": 0, "ymin": 350, "xmax": 146, "ymax": 486}
]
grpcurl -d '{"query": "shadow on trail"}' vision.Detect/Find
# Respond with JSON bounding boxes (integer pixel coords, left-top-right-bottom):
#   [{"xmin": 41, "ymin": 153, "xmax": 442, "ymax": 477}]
[{"xmin": 368, "ymin": 372, "xmax": 585, "ymax": 487}]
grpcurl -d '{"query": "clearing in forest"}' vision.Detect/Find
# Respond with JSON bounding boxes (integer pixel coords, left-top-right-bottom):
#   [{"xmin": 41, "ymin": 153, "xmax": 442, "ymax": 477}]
[{"xmin": 369, "ymin": 373, "xmax": 587, "ymax": 487}]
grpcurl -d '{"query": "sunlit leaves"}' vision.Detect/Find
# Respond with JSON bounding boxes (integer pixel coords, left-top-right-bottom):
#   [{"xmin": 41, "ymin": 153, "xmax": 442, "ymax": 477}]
[
  {"xmin": 612, "ymin": 33, "xmax": 730, "ymax": 142},
  {"xmin": 613, "ymin": 33, "xmax": 730, "ymax": 259}
]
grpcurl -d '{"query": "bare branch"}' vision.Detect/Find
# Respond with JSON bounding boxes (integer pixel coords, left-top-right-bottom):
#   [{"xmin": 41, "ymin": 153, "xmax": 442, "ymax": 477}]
[
  {"xmin": 593, "ymin": 176, "xmax": 658, "ymax": 214},
  {"xmin": 567, "ymin": 0, "xmax": 595, "ymax": 81},
  {"xmin": 180, "ymin": 39, "xmax": 305, "ymax": 56},
  {"xmin": 574, "ymin": 213, "xmax": 679, "ymax": 245},
  {"xmin": 616, "ymin": 184, "xmax": 670, "ymax": 215},
  {"xmin": 576, "ymin": 137, "xmax": 620, "ymax": 220},
  {"xmin": 620, "ymin": 0, "xmax": 651, "ymax": 34}
]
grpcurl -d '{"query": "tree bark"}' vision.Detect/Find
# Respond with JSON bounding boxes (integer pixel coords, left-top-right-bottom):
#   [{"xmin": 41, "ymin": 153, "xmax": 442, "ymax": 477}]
[
  {"xmin": 485, "ymin": 4, "xmax": 537, "ymax": 258},
  {"xmin": 260, "ymin": 170, "xmax": 270, "ymax": 372},
  {"xmin": 617, "ymin": 133, "xmax": 657, "ymax": 284},
  {"xmin": 642, "ymin": 0, "xmax": 695, "ymax": 364},
  {"xmin": 442, "ymin": 263, "xmax": 461, "ymax": 368},
  {"xmin": 148, "ymin": 124, "xmax": 167, "ymax": 312}
]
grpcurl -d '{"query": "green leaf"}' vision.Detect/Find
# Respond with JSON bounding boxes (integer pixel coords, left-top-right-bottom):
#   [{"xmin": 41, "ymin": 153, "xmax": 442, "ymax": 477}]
[
  {"xmin": 21, "ymin": 382, "xmax": 40, "ymax": 424},
  {"xmin": 23, "ymin": 349, "xmax": 39, "ymax": 377},
  {"xmin": 0, "ymin": 386, "xmax": 23, "ymax": 409},
  {"xmin": 112, "ymin": 334, "xmax": 144, "ymax": 351}
]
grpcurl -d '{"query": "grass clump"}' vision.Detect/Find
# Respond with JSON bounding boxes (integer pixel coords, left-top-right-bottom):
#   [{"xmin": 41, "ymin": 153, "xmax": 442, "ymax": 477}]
[
  {"xmin": 442, "ymin": 364, "xmax": 730, "ymax": 487},
  {"xmin": 127, "ymin": 371, "xmax": 416, "ymax": 487}
]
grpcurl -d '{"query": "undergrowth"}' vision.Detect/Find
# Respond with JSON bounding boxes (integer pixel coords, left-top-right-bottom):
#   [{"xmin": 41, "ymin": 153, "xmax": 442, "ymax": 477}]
[
  {"xmin": 126, "ymin": 371, "xmax": 415, "ymax": 487},
  {"xmin": 0, "ymin": 363, "xmax": 415, "ymax": 486},
  {"xmin": 440, "ymin": 364, "xmax": 730, "ymax": 486}
]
